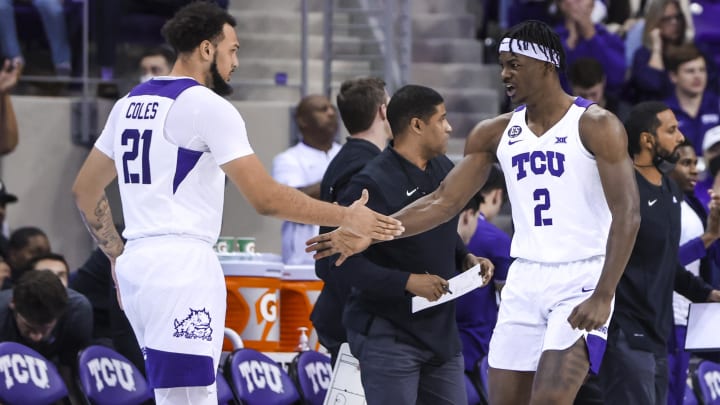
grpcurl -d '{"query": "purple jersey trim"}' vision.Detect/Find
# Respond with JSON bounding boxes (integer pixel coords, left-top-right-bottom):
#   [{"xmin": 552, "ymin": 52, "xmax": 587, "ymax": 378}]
[
  {"xmin": 128, "ymin": 78, "xmax": 199, "ymax": 100},
  {"xmin": 514, "ymin": 104, "xmax": 527, "ymax": 112},
  {"xmin": 173, "ymin": 147, "xmax": 204, "ymax": 194},
  {"xmin": 145, "ymin": 347, "xmax": 215, "ymax": 389},
  {"xmin": 574, "ymin": 96, "xmax": 595, "ymax": 109}
]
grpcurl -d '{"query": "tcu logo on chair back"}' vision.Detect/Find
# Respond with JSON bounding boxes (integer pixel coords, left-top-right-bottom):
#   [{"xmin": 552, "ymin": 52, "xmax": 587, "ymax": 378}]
[
  {"xmin": 0, "ymin": 342, "xmax": 68, "ymax": 405},
  {"xmin": 86, "ymin": 357, "xmax": 136, "ymax": 392},
  {"xmin": 303, "ymin": 361, "xmax": 331, "ymax": 394},
  {"xmin": 0, "ymin": 353, "xmax": 50, "ymax": 389},
  {"xmin": 226, "ymin": 348, "xmax": 300, "ymax": 405},
  {"xmin": 77, "ymin": 345, "xmax": 152, "ymax": 405}
]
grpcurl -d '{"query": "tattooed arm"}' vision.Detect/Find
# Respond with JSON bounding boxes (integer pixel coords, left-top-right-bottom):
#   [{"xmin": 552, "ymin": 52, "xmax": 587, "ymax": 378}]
[{"xmin": 72, "ymin": 148, "xmax": 124, "ymax": 261}]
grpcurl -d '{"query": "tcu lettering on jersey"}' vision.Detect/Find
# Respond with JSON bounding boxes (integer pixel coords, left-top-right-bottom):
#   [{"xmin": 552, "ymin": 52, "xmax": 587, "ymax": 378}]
[
  {"xmin": 238, "ymin": 360, "xmax": 284, "ymax": 394},
  {"xmin": 0, "ymin": 354, "xmax": 50, "ymax": 390},
  {"xmin": 86, "ymin": 357, "xmax": 137, "ymax": 392},
  {"xmin": 511, "ymin": 151, "xmax": 566, "ymax": 181}
]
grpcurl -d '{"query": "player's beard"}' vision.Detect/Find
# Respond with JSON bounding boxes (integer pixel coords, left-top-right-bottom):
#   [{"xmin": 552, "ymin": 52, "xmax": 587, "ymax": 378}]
[{"xmin": 209, "ymin": 55, "xmax": 233, "ymax": 97}]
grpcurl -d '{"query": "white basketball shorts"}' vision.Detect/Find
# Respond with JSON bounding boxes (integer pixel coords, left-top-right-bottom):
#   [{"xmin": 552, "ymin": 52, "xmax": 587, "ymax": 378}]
[
  {"xmin": 488, "ymin": 256, "xmax": 612, "ymax": 374},
  {"xmin": 116, "ymin": 236, "xmax": 226, "ymax": 389}
]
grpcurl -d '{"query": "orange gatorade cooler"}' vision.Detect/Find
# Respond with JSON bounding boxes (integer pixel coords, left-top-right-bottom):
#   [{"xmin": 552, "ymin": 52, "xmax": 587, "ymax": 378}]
[
  {"xmin": 279, "ymin": 265, "xmax": 324, "ymax": 352},
  {"xmin": 220, "ymin": 253, "xmax": 283, "ymax": 352}
]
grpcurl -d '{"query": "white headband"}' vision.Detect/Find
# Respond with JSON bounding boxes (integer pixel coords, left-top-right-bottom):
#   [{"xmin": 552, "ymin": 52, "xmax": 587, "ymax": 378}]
[{"xmin": 498, "ymin": 38, "xmax": 560, "ymax": 67}]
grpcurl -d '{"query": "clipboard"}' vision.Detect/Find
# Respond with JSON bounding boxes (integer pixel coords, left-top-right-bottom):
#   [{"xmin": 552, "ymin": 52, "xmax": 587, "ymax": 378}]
[
  {"xmin": 322, "ymin": 343, "xmax": 366, "ymax": 405},
  {"xmin": 685, "ymin": 303, "xmax": 720, "ymax": 351}
]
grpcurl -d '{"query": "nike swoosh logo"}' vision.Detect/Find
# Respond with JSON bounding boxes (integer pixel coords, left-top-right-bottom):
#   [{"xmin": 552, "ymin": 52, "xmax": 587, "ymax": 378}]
[
  {"xmin": 581, "ymin": 287, "xmax": 594, "ymax": 293},
  {"xmin": 406, "ymin": 187, "xmax": 418, "ymax": 197},
  {"xmin": 648, "ymin": 199, "xmax": 658, "ymax": 206},
  {"xmin": 508, "ymin": 139, "xmax": 524, "ymax": 145}
]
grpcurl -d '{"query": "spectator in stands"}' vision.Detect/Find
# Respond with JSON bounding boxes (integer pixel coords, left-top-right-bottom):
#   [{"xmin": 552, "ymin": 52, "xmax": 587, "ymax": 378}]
[
  {"xmin": 0, "ymin": 180, "xmax": 18, "ymax": 258},
  {"xmin": 311, "ymin": 77, "xmax": 392, "ymax": 364},
  {"xmin": 455, "ymin": 164, "xmax": 511, "ymax": 375},
  {"xmin": 28, "ymin": 252, "xmax": 69, "ymax": 287},
  {"xmin": 697, "ymin": 126, "xmax": 720, "ymax": 216},
  {"xmin": 555, "ymin": 0, "xmax": 626, "ymax": 96},
  {"xmin": 568, "ymin": 56, "xmax": 632, "ymax": 122},
  {"xmin": 4, "ymin": 226, "xmax": 50, "ymax": 288},
  {"xmin": 0, "ymin": 59, "xmax": 18, "ymax": 156},
  {"xmin": 272, "ymin": 95, "xmax": 341, "ymax": 264},
  {"xmin": 138, "ymin": 45, "xmax": 175, "ymax": 83},
  {"xmin": 667, "ymin": 139, "xmax": 720, "ymax": 405},
  {"xmin": 629, "ymin": 0, "xmax": 718, "ymax": 102},
  {"xmin": 664, "ymin": 44, "xmax": 720, "ymax": 156},
  {"xmin": 599, "ymin": 101, "xmax": 720, "ymax": 404},
  {"xmin": 0, "ymin": 0, "xmax": 72, "ymax": 76},
  {"xmin": 0, "ymin": 270, "xmax": 92, "ymax": 401}
]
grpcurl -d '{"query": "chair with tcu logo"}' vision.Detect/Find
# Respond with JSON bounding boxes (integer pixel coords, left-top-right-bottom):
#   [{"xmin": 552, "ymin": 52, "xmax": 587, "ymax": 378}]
[
  {"xmin": 287, "ymin": 350, "xmax": 332, "ymax": 405},
  {"xmin": 692, "ymin": 360, "xmax": 720, "ymax": 405},
  {"xmin": 77, "ymin": 345, "xmax": 153, "ymax": 405},
  {"xmin": 216, "ymin": 368, "xmax": 235, "ymax": 405},
  {"xmin": 224, "ymin": 348, "xmax": 300, "ymax": 405},
  {"xmin": 0, "ymin": 341, "xmax": 68, "ymax": 405}
]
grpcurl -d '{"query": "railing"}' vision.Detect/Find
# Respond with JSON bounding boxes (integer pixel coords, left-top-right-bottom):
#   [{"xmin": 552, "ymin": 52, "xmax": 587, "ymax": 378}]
[{"xmin": 322, "ymin": 0, "xmax": 412, "ymax": 96}]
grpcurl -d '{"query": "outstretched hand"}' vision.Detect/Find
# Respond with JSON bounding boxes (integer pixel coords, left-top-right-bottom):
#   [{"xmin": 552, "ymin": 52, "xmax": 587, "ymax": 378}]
[
  {"xmin": 567, "ymin": 293, "xmax": 612, "ymax": 332},
  {"xmin": 306, "ymin": 227, "xmax": 372, "ymax": 266},
  {"xmin": 341, "ymin": 189, "xmax": 404, "ymax": 240}
]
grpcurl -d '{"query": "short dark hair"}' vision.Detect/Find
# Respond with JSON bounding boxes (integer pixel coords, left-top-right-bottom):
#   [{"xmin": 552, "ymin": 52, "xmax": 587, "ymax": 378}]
[
  {"xmin": 13, "ymin": 270, "xmax": 68, "ymax": 324},
  {"xmin": 568, "ymin": 57, "xmax": 605, "ymax": 88},
  {"xmin": 625, "ymin": 101, "xmax": 670, "ymax": 156},
  {"xmin": 141, "ymin": 45, "xmax": 176, "ymax": 66},
  {"xmin": 464, "ymin": 164, "xmax": 506, "ymax": 210},
  {"xmin": 161, "ymin": 1, "xmax": 237, "ymax": 54},
  {"xmin": 8, "ymin": 227, "xmax": 47, "ymax": 251},
  {"xmin": 387, "ymin": 85, "xmax": 444, "ymax": 136},
  {"xmin": 336, "ymin": 77, "xmax": 387, "ymax": 134},
  {"xmin": 501, "ymin": 20, "xmax": 567, "ymax": 72},
  {"xmin": 28, "ymin": 252, "xmax": 68, "ymax": 273},
  {"xmin": 665, "ymin": 44, "xmax": 705, "ymax": 73}
]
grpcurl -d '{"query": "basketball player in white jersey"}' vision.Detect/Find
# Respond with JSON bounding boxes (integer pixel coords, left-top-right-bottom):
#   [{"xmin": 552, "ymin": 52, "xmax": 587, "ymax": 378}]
[
  {"xmin": 71, "ymin": 3, "xmax": 402, "ymax": 404},
  {"xmin": 307, "ymin": 20, "xmax": 641, "ymax": 404}
]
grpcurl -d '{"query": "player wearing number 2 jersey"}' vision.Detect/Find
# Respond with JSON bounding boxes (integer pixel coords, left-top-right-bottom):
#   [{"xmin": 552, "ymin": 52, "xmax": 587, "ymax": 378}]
[
  {"xmin": 306, "ymin": 20, "xmax": 641, "ymax": 405},
  {"xmin": 71, "ymin": 3, "xmax": 402, "ymax": 405}
]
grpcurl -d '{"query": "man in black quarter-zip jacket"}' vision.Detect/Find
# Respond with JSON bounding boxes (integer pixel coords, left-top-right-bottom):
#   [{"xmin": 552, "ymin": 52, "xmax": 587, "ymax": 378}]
[
  {"xmin": 599, "ymin": 101, "xmax": 720, "ymax": 405},
  {"xmin": 335, "ymin": 84, "xmax": 493, "ymax": 405}
]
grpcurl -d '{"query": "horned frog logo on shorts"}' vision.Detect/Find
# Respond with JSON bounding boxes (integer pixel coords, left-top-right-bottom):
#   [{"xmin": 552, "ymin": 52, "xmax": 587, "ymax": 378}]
[{"xmin": 173, "ymin": 308, "xmax": 213, "ymax": 341}]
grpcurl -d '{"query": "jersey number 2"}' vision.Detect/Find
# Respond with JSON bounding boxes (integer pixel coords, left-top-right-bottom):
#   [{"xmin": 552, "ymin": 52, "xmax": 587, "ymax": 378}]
[
  {"xmin": 121, "ymin": 129, "xmax": 152, "ymax": 184},
  {"xmin": 533, "ymin": 188, "xmax": 552, "ymax": 226}
]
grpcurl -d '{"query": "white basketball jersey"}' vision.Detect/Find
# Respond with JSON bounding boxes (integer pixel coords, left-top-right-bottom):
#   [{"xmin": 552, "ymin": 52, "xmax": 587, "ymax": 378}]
[
  {"xmin": 496, "ymin": 98, "xmax": 611, "ymax": 263},
  {"xmin": 100, "ymin": 79, "xmax": 232, "ymax": 243}
]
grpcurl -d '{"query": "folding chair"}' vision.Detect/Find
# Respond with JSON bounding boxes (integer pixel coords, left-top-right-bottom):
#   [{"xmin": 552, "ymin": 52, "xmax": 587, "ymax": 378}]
[
  {"xmin": 76, "ymin": 345, "xmax": 153, "ymax": 405},
  {"xmin": 224, "ymin": 348, "xmax": 300, "ymax": 405},
  {"xmin": 287, "ymin": 350, "xmax": 332, "ymax": 405},
  {"xmin": 0, "ymin": 341, "xmax": 68, "ymax": 405}
]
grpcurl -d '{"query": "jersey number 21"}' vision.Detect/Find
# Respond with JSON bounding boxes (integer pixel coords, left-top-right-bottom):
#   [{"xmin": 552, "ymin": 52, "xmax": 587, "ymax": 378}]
[{"xmin": 121, "ymin": 129, "xmax": 152, "ymax": 184}]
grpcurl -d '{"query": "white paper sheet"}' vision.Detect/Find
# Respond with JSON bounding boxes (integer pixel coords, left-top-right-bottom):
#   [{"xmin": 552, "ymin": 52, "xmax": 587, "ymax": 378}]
[
  {"xmin": 686, "ymin": 303, "xmax": 720, "ymax": 351},
  {"xmin": 323, "ymin": 343, "xmax": 366, "ymax": 405},
  {"xmin": 411, "ymin": 264, "xmax": 485, "ymax": 313}
]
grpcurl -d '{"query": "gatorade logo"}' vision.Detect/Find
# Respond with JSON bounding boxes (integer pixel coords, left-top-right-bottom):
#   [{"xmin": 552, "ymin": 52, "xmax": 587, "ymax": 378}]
[
  {"xmin": 0, "ymin": 354, "xmax": 50, "ymax": 390},
  {"xmin": 238, "ymin": 287, "xmax": 279, "ymax": 342},
  {"xmin": 86, "ymin": 357, "xmax": 137, "ymax": 392}
]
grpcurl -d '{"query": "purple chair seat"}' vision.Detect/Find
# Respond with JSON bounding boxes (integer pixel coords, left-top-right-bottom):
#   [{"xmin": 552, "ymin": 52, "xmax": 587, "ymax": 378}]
[
  {"xmin": 0, "ymin": 341, "xmax": 68, "ymax": 405},
  {"xmin": 217, "ymin": 368, "xmax": 234, "ymax": 405},
  {"xmin": 693, "ymin": 360, "xmax": 720, "ymax": 405},
  {"xmin": 224, "ymin": 348, "xmax": 300, "ymax": 405},
  {"xmin": 288, "ymin": 350, "xmax": 332, "ymax": 405},
  {"xmin": 77, "ymin": 345, "xmax": 153, "ymax": 405}
]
